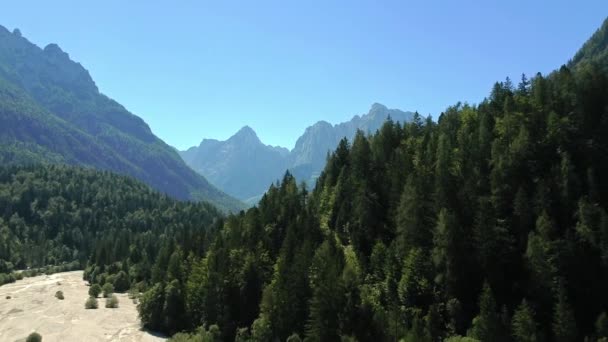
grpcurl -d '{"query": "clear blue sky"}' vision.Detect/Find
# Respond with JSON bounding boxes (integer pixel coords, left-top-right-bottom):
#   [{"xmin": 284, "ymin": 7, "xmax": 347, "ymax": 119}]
[{"xmin": 2, "ymin": 1, "xmax": 607, "ymax": 149}]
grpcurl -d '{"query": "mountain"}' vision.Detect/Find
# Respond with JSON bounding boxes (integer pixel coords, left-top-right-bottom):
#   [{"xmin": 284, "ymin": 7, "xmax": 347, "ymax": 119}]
[
  {"xmin": 0, "ymin": 163, "xmax": 220, "ymax": 278},
  {"xmin": 289, "ymin": 103, "xmax": 414, "ymax": 179},
  {"xmin": 133, "ymin": 17, "xmax": 608, "ymax": 341},
  {"xmin": 180, "ymin": 103, "xmax": 413, "ymax": 201},
  {"xmin": 180, "ymin": 126, "xmax": 289, "ymax": 200},
  {"xmin": 0, "ymin": 25, "xmax": 243, "ymax": 212},
  {"xmin": 570, "ymin": 17, "xmax": 608, "ymax": 69}
]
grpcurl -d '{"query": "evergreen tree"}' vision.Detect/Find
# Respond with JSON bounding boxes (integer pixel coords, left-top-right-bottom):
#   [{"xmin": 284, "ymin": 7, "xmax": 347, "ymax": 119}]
[
  {"xmin": 306, "ymin": 239, "xmax": 345, "ymax": 341},
  {"xmin": 469, "ymin": 283, "xmax": 502, "ymax": 341},
  {"xmin": 552, "ymin": 285, "xmax": 577, "ymax": 342},
  {"xmin": 512, "ymin": 299, "xmax": 538, "ymax": 342}
]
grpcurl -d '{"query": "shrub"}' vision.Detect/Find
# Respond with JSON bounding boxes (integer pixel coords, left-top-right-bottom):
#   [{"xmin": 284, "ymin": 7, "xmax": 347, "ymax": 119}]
[
  {"xmin": 105, "ymin": 274, "xmax": 116, "ymax": 286},
  {"xmin": 102, "ymin": 283, "xmax": 114, "ymax": 298},
  {"xmin": 105, "ymin": 294, "xmax": 119, "ymax": 308},
  {"xmin": 55, "ymin": 291, "xmax": 64, "ymax": 300},
  {"xmin": 26, "ymin": 332, "xmax": 42, "ymax": 342},
  {"xmin": 85, "ymin": 296, "xmax": 98, "ymax": 309},
  {"xmin": 113, "ymin": 271, "xmax": 130, "ymax": 292},
  {"xmin": 127, "ymin": 288, "xmax": 138, "ymax": 299},
  {"xmin": 128, "ymin": 289, "xmax": 139, "ymax": 304},
  {"xmin": 88, "ymin": 284, "xmax": 102, "ymax": 298},
  {"xmin": 5, "ymin": 295, "xmax": 10, "ymax": 299}
]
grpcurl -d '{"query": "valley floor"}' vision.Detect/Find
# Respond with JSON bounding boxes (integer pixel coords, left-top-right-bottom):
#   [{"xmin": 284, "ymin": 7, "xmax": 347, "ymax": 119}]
[{"xmin": 0, "ymin": 271, "xmax": 166, "ymax": 342}]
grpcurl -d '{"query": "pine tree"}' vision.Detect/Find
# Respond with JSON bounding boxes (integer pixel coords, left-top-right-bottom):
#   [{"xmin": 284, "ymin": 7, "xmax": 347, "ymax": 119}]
[
  {"xmin": 306, "ymin": 239, "xmax": 345, "ymax": 341},
  {"xmin": 398, "ymin": 248, "xmax": 432, "ymax": 311},
  {"xmin": 397, "ymin": 176, "xmax": 433, "ymax": 254},
  {"xmin": 553, "ymin": 285, "xmax": 577, "ymax": 342},
  {"xmin": 469, "ymin": 282, "xmax": 501, "ymax": 341},
  {"xmin": 512, "ymin": 299, "xmax": 538, "ymax": 342}
]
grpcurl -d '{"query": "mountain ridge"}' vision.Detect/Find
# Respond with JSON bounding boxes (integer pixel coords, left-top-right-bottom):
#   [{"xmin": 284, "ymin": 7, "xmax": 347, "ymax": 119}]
[
  {"xmin": 180, "ymin": 103, "xmax": 414, "ymax": 201},
  {"xmin": 0, "ymin": 25, "xmax": 243, "ymax": 212}
]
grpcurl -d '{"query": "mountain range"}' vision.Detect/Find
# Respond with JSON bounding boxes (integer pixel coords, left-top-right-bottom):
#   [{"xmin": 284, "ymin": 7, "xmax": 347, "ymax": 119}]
[
  {"xmin": 0, "ymin": 25, "xmax": 243, "ymax": 212},
  {"xmin": 180, "ymin": 103, "xmax": 414, "ymax": 202}
]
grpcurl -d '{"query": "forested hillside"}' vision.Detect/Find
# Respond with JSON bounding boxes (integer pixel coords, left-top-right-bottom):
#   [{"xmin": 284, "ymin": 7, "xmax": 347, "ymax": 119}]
[
  {"xmin": 0, "ymin": 165, "xmax": 221, "ymax": 283},
  {"xmin": 90, "ymin": 19, "xmax": 608, "ymax": 341},
  {"xmin": 0, "ymin": 25, "xmax": 242, "ymax": 211}
]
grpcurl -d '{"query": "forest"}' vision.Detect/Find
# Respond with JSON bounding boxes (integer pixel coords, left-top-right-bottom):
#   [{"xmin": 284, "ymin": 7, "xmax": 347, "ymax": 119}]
[
  {"xmin": 128, "ymin": 28, "xmax": 608, "ymax": 341},
  {"xmin": 0, "ymin": 165, "xmax": 221, "ymax": 286},
  {"xmin": 0, "ymin": 16, "xmax": 607, "ymax": 342}
]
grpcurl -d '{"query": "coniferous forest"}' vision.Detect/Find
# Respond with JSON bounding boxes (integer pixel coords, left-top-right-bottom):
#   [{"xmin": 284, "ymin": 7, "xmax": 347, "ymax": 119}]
[{"xmin": 2, "ymin": 13, "xmax": 608, "ymax": 342}]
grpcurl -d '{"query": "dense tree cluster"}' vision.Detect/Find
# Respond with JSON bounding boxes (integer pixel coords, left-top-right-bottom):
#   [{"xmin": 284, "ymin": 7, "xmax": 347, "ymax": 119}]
[
  {"xmin": 0, "ymin": 164, "xmax": 221, "ymax": 283},
  {"xmin": 130, "ymin": 31, "xmax": 608, "ymax": 341}
]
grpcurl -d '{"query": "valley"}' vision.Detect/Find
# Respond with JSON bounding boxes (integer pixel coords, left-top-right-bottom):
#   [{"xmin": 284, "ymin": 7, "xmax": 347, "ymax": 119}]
[
  {"xmin": 0, "ymin": 5, "xmax": 607, "ymax": 342},
  {"xmin": 0, "ymin": 271, "xmax": 165, "ymax": 342}
]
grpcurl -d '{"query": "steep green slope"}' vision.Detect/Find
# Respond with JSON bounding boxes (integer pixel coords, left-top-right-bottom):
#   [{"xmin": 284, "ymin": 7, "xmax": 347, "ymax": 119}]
[
  {"xmin": 570, "ymin": 17, "xmax": 608, "ymax": 69},
  {"xmin": 0, "ymin": 164, "xmax": 221, "ymax": 279},
  {"xmin": 0, "ymin": 26, "xmax": 243, "ymax": 211},
  {"xmin": 97, "ymin": 17, "xmax": 608, "ymax": 341}
]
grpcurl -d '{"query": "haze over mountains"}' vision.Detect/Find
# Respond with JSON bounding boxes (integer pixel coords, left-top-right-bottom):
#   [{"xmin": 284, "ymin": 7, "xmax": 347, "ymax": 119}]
[
  {"xmin": 0, "ymin": 25, "xmax": 243, "ymax": 211},
  {"xmin": 180, "ymin": 125, "xmax": 290, "ymax": 203},
  {"xmin": 180, "ymin": 103, "xmax": 414, "ymax": 201}
]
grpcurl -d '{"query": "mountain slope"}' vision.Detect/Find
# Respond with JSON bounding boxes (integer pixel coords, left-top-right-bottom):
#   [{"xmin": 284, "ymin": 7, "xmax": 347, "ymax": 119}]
[
  {"xmin": 180, "ymin": 103, "xmax": 413, "ymax": 201},
  {"xmin": 570, "ymin": 17, "xmax": 608, "ymax": 69},
  {"xmin": 180, "ymin": 126, "xmax": 289, "ymax": 200},
  {"xmin": 289, "ymin": 103, "xmax": 414, "ymax": 176},
  {"xmin": 0, "ymin": 163, "xmax": 220, "ymax": 273},
  {"xmin": 0, "ymin": 25, "xmax": 243, "ymax": 211},
  {"xmin": 130, "ymin": 17, "xmax": 608, "ymax": 341}
]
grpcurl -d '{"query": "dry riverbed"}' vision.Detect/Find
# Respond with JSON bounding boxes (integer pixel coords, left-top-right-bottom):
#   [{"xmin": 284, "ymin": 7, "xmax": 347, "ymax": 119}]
[{"xmin": 0, "ymin": 270, "xmax": 166, "ymax": 342}]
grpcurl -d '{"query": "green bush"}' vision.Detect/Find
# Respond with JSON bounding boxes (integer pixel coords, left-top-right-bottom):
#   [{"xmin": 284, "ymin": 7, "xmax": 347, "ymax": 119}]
[
  {"xmin": 113, "ymin": 271, "xmax": 130, "ymax": 292},
  {"xmin": 85, "ymin": 296, "xmax": 98, "ymax": 309},
  {"xmin": 26, "ymin": 332, "xmax": 42, "ymax": 342},
  {"xmin": 105, "ymin": 274, "xmax": 116, "ymax": 287},
  {"xmin": 128, "ymin": 289, "xmax": 139, "ymax": 304},
  {"xmin": 88, "ymin": 284, "xmax": 102, "ymax": 298},
  {"xmin": 102, "ymin": 283, "xmax": 114, "ymax": 298},
  {"xmin": 105, "ymin": 294, "xmax": 119, "ymax": 308},
  {"xmin": 55, "ymin": 291, "xmax": 64, "ymax": 300}
]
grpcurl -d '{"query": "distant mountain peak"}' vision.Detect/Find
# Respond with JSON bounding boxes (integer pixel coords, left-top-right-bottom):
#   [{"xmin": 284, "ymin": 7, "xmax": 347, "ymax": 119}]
[
  {"xmin": 236, "ymin": 125, "xmax": 256, "ymax": 135},
  {"xmin": 309, "ymin": 120, "xmax": 333, "ymax": 130},
  {"xmin": 180, "ymin": 103, "xmax": 413, "ymax": 203},
  {"xmin": 232, "ymin": 125, "xmax": 261, "ymax": 143},
  {"xmin": 367, "ymin": 103, "xmax": 394, "ymax": 118},
  {"xmin": 370, "ymin": 102, "xmax": 388, "ymax": 111},
  {"xmin": 43, "ymin": 43, "xmax": 65, "ymax": 54},
  {"xmin": 179, "ymin": 125, "xmax": 289, "ymax": 200}
]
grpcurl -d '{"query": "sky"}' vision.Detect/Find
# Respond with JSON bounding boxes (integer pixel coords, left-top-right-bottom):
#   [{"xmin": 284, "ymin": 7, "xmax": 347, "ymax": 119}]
[{"xmin": 2, "ymin": 1, "xmax": 607, "ymax": 150}]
